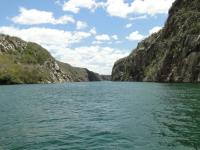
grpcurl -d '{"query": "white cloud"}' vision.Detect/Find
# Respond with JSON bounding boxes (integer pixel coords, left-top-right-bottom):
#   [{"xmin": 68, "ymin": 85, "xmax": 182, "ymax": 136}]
[
  {"xmin": 93, "ymin": 34, "xmax": 118, "ymax": 45},
  {"xmin": 126, "ymin": 23, "xmax": 132, "ymax": 28},
  {"xmin": 105, "ymin": 0, "xmax": 131, "ymax": 18},
  {"xmin": 76, "ymin": 21, "xmax": 88, "ymax": 30},
  {"xmin": 0, "ymin": 26, "xmax": 127, "ymax": 74},
  {"xmin": 95, "ymin": 34, "xmax": 110, "ymax": 41},
  {"xmin": 72, "ymin": 31, "xmax": 92, "ymax": 42},
  {"xmin": 131, "ymin": 0, "xmax": 175, "ymax": 15},
  {"xmin": 63, "ymin": 0, "xmax": 97, "ymax": 13},
  {"xmin": 104, "ymin": 0, "xmax": 175, "ymax": 18},
  {"xmin": 126, "ymin": 31, "xmax": 145, "ymax": 41},
  {"xmin": 0, "ymin": 26, "xmax": 91, "ymax": 48},
  {"xmin": 57, "ymin": 46, "xmax": 128, "ymax": 74},
  {"xmin": 92, "ymin": 40, "xmax": 103, "ymax": 45},
  {"xmin": 62, "ymin": 0, "xmax": 174, "ymax": 18},
  {"xmin": 126, "ymin": 26, "xmax": 163, "ymax": 42},
  {"xmin": 12, "ymin": 7, "xmax": 75, "ymax": 25},
  {"xmin": 129, "ymin": 15, "xmax": 147, "ymax": 21},
  {"xmin": 91, "ymin": 34, "xmax": 118, "ymax": 46},
  {"xmin": 116, "ymin": 40, "xmax": 123, "ymax": 44},
  {"xmin": 149, "ymin": 26, "xmax": 162, "ymax": 35},
  {"xmin": 89, "ymin": 27, "xmax": 97, "ymax": 35},
  {"xmin": 112, "ymin": 35, "xmax": 118, "ymax": 40},
  {"xmin": 55, "ymin": 0, "xmax": 62, "ymax": 6},
  {"xmin": 61, "ymin": 0, "xmax": 174, "ymax": 18}
]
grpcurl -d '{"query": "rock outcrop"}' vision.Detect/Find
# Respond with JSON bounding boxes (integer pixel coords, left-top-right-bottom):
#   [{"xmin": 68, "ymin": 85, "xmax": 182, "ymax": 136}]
[
  {"xmin": 112, "ymin": 0, "xmax": 200, "ymax": 83},
  {"xmin": 0, "ymin": 34, "xmax": 108, "ymax": 84}
]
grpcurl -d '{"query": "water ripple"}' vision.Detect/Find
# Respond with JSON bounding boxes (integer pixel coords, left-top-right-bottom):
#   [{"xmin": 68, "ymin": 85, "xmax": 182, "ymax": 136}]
[{"xmin": 0, "ymin": 82, "xmax": 200, "ymax": 150}]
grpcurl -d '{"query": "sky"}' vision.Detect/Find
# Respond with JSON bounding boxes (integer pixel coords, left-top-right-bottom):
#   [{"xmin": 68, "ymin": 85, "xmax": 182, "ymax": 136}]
[{"xmin": 0, "ymin": 0, "xmax": 175, "ymax": 75}]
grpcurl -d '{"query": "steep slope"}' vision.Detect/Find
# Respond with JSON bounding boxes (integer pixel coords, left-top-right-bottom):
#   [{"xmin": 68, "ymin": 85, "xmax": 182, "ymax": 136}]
[
  {"xmin": 57, "ymin": 61, "xmax": 107, "ymax": 82},
  {"xmin": 0, "ymin": 34, "xmax": 107, "ymax": 84},
  {"xmin": 112, "ymin": 0, "xmax": 200, "ymax": 83}
]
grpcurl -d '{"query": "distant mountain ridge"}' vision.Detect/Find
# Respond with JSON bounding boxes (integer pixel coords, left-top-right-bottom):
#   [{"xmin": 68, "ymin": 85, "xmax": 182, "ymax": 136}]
[
  {"xmin": 0, "ymin": 34, "xmax": 109, "ymax": 84},
  {"xmin": 112, "ymin": 0, "xmax": 200, "ymax": 82}
]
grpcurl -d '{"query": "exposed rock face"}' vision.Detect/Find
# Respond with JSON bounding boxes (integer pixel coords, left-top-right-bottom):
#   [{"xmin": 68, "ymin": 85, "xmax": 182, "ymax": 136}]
[
  {"xmin": 0, "ymin": 34, "xmax": 108, "ymax": 84},
  {"xmin": 57, "ymin": 61, "xmax": 110, "ymax": 82},
  {"xmin": 100, "ymin": 75, "xmax": 111, "ymax": 81},
  {"xmin": 112, "ymin": 0, "xmax": 200, "ymax": 83}
]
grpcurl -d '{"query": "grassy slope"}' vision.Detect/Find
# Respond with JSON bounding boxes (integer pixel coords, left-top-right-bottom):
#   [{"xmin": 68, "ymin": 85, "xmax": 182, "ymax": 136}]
[
  {"xmin": 0, "ymin": 35, "xmax": 107, "ymax": 84},
  {"xmin": 0, "ymin": 42, "xmax": 52, "ymax": 84}
]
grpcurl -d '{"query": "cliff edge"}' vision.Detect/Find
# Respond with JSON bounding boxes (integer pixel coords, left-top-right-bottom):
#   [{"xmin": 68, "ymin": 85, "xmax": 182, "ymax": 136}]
[{"xmin": 112, "ymin": 0, "xmax": 200, "ymax": 82}]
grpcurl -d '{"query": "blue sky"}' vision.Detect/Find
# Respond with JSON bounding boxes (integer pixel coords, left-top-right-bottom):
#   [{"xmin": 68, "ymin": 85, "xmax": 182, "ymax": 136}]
[{"xmin": 0, "ymin": 0, "xmax": 175, "ymax": 74}]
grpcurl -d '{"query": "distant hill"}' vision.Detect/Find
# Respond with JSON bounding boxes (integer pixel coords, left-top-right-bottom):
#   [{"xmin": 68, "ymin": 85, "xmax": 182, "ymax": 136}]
[
  {"xmin": 0, "ymin": 34, "xmax": 109, "ymax": 84},
  {"xmin": 112, "ymin": 0, "xmax": 200, "ymax": 83}
]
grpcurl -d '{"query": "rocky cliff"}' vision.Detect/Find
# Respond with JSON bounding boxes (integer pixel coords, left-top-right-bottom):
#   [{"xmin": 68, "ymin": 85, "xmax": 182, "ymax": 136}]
[
  {"xmin": 112, "ymin": 0, "xmax": 200, "ymax": 83},
  {"xmin": 0, "ymin": 34, "xmax": 107, "ymax": 84}
]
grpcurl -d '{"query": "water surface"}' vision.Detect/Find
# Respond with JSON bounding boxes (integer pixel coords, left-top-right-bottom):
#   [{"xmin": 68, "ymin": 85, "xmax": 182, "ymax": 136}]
[{"xmin": 0, "ymin": 82, "xmax": 200, "ymax": 150}]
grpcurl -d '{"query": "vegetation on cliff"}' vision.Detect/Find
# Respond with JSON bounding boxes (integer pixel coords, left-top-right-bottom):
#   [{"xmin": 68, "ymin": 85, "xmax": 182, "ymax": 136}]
[
  {"xmin": 112, "ymin": 0, "xmax": 200, "ymax": 82},
  {"xmin": 0, "ymin": 34, "xmax": 108, "ymax": 84}
]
